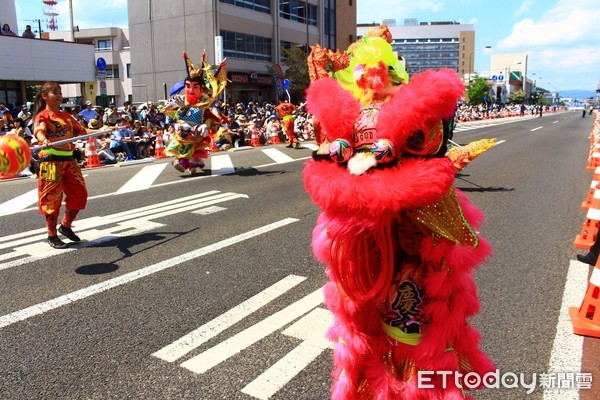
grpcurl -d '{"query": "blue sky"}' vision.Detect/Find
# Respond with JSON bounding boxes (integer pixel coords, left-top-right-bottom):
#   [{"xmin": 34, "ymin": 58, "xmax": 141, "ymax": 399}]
[{"xmin": 15, "ymin": 0, "xmax": 600, "ymax": 92}]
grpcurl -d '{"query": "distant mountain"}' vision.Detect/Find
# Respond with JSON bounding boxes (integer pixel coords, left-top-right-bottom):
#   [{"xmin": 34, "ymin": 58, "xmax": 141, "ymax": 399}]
[{"xmin": 559, "ymin": 89, "xmax": 597, "ymax": 99}]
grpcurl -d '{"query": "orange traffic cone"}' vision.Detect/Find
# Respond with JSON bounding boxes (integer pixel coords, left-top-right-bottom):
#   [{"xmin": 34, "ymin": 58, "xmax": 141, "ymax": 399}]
[
  {"xmin": 587, "ymin": 139, "xmax": 600, "ymax": 171},
  {"xmin": 249, "ymin": 126, "xmax": 261, "ymax": 147},
  {"xmin": 84, "ymin": 137, "xmax": 102, "ymax": 168},
  {"xmin": 269, "ymin": 124, "xmax": 282, "ymax": 144},
  {"xmin": 569, "ymin": 258, "xmax": 600, "ymax": 338},
  {"xmin": 154, "ymin": 132, "xmax": 167, "ymax": 159},
  {"xmin": 574, "ymin": 187, "xmax": 600, "ymax": 249},
  {"xmin": 581, "ymin": 167, "xmax": 600, "ymax": 210}
]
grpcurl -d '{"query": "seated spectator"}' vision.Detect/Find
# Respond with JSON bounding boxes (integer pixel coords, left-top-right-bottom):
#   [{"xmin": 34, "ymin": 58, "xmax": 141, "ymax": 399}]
[
  {"xmin": 215, "ymin": 125, "xmax": 232, "ymax": 150},
  {"xmin": 103, "ymin": 103, "xmax": 119, "ymax": 126},
  {"xmin": 132, "ymin": 120, "xmax": 153, "ymax": 157},
  {"xmin": 109, "ymin": 118, "xmax": 137, "ymax": 160},
  {"xmin": 230, "ymin": 116, "xmax": 247, "ymax": 147},
  {"xmin": 9, "ymin": 118, "xmax": 34, "ymax": 144}
]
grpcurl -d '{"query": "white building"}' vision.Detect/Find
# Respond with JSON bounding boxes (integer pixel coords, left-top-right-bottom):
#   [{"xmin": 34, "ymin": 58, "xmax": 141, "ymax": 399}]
[{"xmin": 48, "ymin": 27, "xmax": 132, "ymax": 107}]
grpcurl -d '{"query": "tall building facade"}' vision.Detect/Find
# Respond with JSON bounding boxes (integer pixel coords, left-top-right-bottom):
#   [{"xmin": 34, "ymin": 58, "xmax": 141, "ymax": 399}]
[
  {"xmin": 357, "ymin": 19, "xmax": 474, "ymax": 78},
  {"xmin": 48, "ymin": 27, "xmax": 132, "ymax": 107},
  {"xmin": 127, "ymin": 0, "xmax": 356, "ymax": 103}
]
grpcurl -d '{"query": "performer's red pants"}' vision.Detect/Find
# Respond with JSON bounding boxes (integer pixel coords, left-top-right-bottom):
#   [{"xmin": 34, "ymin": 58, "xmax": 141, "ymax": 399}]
[{"xmin": 38, "ymin": 160, "xmax": 87, "ymax": 236}]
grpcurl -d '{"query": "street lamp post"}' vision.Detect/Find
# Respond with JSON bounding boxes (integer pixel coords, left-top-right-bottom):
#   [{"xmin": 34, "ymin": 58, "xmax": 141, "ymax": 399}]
[{"xmin": 467, "ymin": 45, "xmax": 491, "ymax": 84}]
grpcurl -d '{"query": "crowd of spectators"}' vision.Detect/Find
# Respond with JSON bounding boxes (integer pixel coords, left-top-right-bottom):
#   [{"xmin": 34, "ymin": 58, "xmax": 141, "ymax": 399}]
[
  {"xmin": 455, "ymin": 102, "xmax": 565, "ymax": 122},
  {"xmin": 0, "ymin": 96, "xmax": 569, "ymax": 175}
]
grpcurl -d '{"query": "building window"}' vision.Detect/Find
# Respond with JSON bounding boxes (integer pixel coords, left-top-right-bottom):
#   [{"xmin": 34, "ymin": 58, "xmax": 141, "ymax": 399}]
[
  {"xmin": 126, "ymin": 63, "xmax": 131, "ymax": 78},
  {"xmin": 221, "ymin": 30, "xmax": 272, "ymax": 62},
  {"xmin": 280, "ymin": 0, "xmax": 317, "ymax": 26},
  {"xmin": 105, "ymin": 65, "xmax": 119, "ymax": 79},
  {"xmin": 97, "ymin": 39, "xmax": 113, "ymax": 51},
  {"xmin": 220, "ymin": 0, "xmax": 270, "ymax": 13}
]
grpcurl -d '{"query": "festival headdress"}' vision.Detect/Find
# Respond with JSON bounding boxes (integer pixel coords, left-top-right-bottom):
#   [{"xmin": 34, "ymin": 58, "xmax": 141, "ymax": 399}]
[
  {"xmin": 182, "ymin": 51, "xmax": 228, "ymax": 108},
  {"xmin": 307, "ymin": 25, "xmax": 409, "ymax": 106}
]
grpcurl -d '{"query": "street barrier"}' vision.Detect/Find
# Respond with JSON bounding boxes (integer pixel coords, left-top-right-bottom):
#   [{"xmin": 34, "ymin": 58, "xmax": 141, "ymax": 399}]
[
  {"xmin": 574, "ymin": 187, "xmax": 600, "ymax": 249},
  {"xmin": 570, "ymin": 257, "xmax": 600, "ymax": 338},
  {"xmin": 581, "ymin": 166, "xmax": 600, "ymax": 210}
]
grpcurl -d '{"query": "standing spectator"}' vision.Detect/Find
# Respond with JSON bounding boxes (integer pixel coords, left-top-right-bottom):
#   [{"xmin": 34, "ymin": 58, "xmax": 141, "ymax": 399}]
[
  {"xmin": 123, "ymin": 101, "xmax": 137, "ymax": 121},
  {"xmin": 32, "ymin": 82, "xmax": 89, "ymax": 249},
  {"xmin": 21, "ymin": 25, "xmax": 36, "ymax": 39},
  {"xmin": 78, "ymin": 101, "xmax": 99, "ymax": 124},
  {"xmin": 1, "ymin": 23, "xmax": 16, "ymax": 36}
]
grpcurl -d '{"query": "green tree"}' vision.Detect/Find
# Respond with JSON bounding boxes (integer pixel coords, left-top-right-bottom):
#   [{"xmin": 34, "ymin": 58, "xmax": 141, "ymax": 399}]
[
  {"xmin": 25, "ymin": 84, "xmax": 41, "ymax": 104},
  {"xmin": 465, "ymin": 76, "xmax": 489, "ymax": 105},
  {"xmin": 281, "ymin": 46, "xmax": 310, "ymax": 103},
  {"xmin": 509, "ymin": 89, "xmax": 525, "ymax": 104}
]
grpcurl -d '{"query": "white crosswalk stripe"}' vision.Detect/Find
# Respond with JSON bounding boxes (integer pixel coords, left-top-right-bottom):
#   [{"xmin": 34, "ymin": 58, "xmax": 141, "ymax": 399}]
[
  {"xmin": 116, "ymin": 163, "xmax": 168, "ymax": 194},
  {"xmin": 0, "ymin": 191, "xmax": 248, "ymax": 271}
]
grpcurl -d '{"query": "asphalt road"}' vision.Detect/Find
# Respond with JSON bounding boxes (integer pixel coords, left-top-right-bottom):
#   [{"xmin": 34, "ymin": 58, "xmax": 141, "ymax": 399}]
[{"xmin": 0, "ymin": 110, "xmax": 596, "ymax": 399}]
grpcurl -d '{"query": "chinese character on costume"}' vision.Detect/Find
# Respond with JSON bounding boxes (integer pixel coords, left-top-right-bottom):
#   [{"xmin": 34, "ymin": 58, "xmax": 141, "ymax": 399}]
[
  {"xmin": 303, "ymin": 26, "xmax": 495, "ymax": 399},
  {"xmin": 164, "ymin": 52, "xmax": 227, "ymax": 174}
]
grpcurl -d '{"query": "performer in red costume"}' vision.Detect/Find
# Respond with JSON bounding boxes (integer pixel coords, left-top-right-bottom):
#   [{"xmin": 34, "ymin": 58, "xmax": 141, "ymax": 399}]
[
  {"xmin": 33, "ymin": 82, "xmax": 89, "ymax": 249},
  {"xmin": 275, "ymin": 102, "xmax": 298, "ymax": 148},
  {"xmin": 303, "ymin": 26, "xmax": 495, "ymax": 399}
]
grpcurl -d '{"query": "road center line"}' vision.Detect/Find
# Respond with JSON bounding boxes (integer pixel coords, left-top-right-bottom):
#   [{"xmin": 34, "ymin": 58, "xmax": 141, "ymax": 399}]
[
  {"xmin": 531, "ymin": 126, "xmax": 543, "ymax": 132},
  {"xmin": 0, "ymin": 218, "xmax": 299, "ymax": 330}
]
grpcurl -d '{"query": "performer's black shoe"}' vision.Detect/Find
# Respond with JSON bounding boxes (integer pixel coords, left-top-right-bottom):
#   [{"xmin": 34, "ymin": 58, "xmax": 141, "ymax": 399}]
[
  {"xmin": 577, "ymin": 253, "xmax": 598, "ymax": 265},
  {"xmin": 58, "ymin": 225, "xmax": 81, "ymax": 242},
  {"xmin": 47, "ymin": 235, "xmax": 68, "ymax": 249}
]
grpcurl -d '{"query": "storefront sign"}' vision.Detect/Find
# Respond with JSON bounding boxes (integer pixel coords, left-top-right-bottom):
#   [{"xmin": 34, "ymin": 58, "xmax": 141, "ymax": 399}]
[{"xmin": 229, "ymin": 73, "xmax": 249, "ymax": 83}]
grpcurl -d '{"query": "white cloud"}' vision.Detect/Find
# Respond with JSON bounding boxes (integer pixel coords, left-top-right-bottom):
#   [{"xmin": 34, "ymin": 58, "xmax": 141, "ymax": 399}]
[
  {"xmin": 514, "ymin": 0, "xmax": 534, "ymax": 17},
  {"xmin": 357, "ymin": 0, "xmax": 445, "ymax": 24},
  {"xmin": 499, "ymin": 0, "xmax": 600, "ymax": 49}
]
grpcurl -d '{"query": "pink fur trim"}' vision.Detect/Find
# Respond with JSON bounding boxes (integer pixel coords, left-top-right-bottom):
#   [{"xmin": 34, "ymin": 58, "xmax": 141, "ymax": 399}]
[
  {"xmin": 303, "ymin": 157, "xmax": 456, "ymax": 215},
  {"xmin": 377, "ymin": 69, "xmax": 464, "ymax": 149},
  {"xmin": 305, "ymin": 78, "xmax": 361, "ymax": 142}
]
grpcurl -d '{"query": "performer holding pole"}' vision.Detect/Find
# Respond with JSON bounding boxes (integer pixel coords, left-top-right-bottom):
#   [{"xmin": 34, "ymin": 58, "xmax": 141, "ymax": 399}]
[{"xmin": 32, "ymin": 82, "xmax": 89, "ymax": 249}]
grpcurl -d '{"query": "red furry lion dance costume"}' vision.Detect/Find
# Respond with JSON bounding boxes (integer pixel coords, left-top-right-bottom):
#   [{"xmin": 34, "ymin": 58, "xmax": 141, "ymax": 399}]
[{"xmin": 303, "ymin": 26, "xmax": 494, "ymax": 399}]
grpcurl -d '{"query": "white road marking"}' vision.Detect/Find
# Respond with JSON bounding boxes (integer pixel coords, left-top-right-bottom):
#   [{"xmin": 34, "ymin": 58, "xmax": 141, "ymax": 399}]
[
  {"xmin": 0, "ymin": 191, "xmax": 248, "ymax": 270},
  {"xmin": 261, "ymin": 148, "xmax": 295, "ymax": 164},
  {"xmin": 116, "ymin": 163, "xmax": 168, "ymax": 194},
  {"xmin": 531, "ymin": 126, "xmax": 543, "ymax": 132},
  {"xmin": 241, "ymin": 307, "xmax": 333, "ymax": 400},
  {"xmin": 191, "ymin": 206, "xmax": 227, "ymax": 215},
  {"xmin": 496, "ymin": 140, "xmax": 506, "ymax": 145},
  {"xmin": 152, "ymin": 275, "xmax": 307, "ymax": 362},
  {"xmin": 180, "ymin": 287, "xmax": 324, "ymax": 374},
  {"xmin": 543, "ymin": 260, "xmax": 589, "ymax": 400},
  {"xmin": 211, "ymin": 154, "xmax": 235, "ymax": 175},
  {"xmin": 0, "ymin": 218, "xmax": 299, "ymax": 330},
  {"xmin": 301, "ymin": 143, "xmax": 319, "ymax": 151},
  {"xmin": 0, "ymin": 189, "xmax": 38, "ymax": 216}
]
